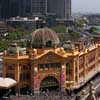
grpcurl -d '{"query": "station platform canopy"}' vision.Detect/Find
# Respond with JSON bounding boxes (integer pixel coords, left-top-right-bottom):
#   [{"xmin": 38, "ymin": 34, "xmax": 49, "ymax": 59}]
[{"xmin": 0, "ymin": 77, "xmax": 17, "ymax": 89}]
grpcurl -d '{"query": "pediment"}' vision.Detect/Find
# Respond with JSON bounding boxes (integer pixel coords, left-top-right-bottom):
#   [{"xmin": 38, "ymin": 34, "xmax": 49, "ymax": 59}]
[{"xmin": 37, "ymin": 51, "xmax": 65, "ymax": 63}]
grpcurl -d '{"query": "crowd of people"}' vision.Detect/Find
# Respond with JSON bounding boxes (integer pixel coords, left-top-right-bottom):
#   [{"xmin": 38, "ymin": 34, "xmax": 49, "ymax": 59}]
[
  {"xmin": 9, "ymin": 90, "xmax": 82, "ymax": 100},
  {"xmin": 2, "ymin": 87, "xmax": 100, "ymax": 100}
]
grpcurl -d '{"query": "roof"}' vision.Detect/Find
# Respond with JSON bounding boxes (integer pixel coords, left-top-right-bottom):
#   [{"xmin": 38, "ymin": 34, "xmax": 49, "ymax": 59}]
[
  {"xmin": 32, "ymin": 28, "xmax": 60, "ymax": 48},
  {"xmin": 32, "ymin": 48, "xmax": 77, "ymax": 60},
  {"xmin": 0, "ymin": 77, "xmax": 17, "ymax": 89},
  {"xmin": 34, "ymin": 50, "xmax": 66, "ymax": 60}
]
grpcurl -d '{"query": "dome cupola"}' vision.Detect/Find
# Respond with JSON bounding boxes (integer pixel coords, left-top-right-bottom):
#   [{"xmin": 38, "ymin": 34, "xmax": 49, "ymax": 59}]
[{"xmin": 32, "ymin": 28, "xmax": 60, "ymax": 48}]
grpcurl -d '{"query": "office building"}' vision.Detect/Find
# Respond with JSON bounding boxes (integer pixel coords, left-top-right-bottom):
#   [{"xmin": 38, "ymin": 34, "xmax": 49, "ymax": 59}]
[
  {"xmin": 17, "ymin": 0, "xmax": 31, "ymax": 16},
  {"xmin": 31, "ymin": 0, "xmax": 47, "ymax": 17},
  {"xmin": 47, "ymin": 0, "xmax": 71, "ymax": 19},
  {"xmin": 0, "ymin": 0, "xmax": 71, "ymax": 19},
  {"xmin": 0, "ymin": 0, "xmax": 31, "ymax": 19},
  {"xmin": 0, "ymin": 0, "xmax": 18, "ymax": 18},
  {"xmin": 31, "ymin": 0, "xmax": 71, "ymax": 19}
]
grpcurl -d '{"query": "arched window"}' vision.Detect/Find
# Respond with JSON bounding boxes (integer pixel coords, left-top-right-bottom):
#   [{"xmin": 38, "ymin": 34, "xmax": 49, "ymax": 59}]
[
  {"xmin": 38, "ymin": 63, "xmax": 61, "ymax": 70},
  {"xmin": 66, "ymin": 63, "xmax": 71, "ymax": 81},
  {"xmin": 40, "ymin": 76, "xmax": 59, "ymax": 88},
  {"xmin": 6, "ymin": 73, "xmax": 15, "ymax": 79},
  {"xmin": 21, "ymin": 65, "xmax": 31, "ymax": 70},
  {"xmin": 46, "ymin": 40, "xmax": 52, "ymax": 47},
  {"xmin": 20, "ymin": 72, "xmax": 30, "ymax": 81}
]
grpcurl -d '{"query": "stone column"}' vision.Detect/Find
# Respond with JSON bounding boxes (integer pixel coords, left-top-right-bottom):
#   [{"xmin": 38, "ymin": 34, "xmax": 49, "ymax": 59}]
[
  {"xmin": 2, "ymin": 62, "xmax": 6, "ymax": 78},
  {"xmin": 34, "ymin": 70, "xmax": 39, "ymax": 94},
  {"xmin": 61, "ymin": 63, "xmax": 66, "ymax": 92},
  {"xmin": 84, "ymin": 53, "xmax": 88, "ymax": 81},
  {"xmin": 76, "ymin": 56, "xmax": 79, "ymax": 83},
  {"xmin": 15, "ymin": 61, "xmax": 20, "ymax": 95},
  {"xmin": 15, "ymin": 62, "xmax": 20, "ymax": 82},
  {"xmin": 84, "ymin": 54, "xmax": 87, "ymax": 81},
  {"xmin": 73, "ymin": 58, "xmax": 76, "ymax": 84},
  {"xmin": 95, "ymin": 48, "xmax": 98, "ymax": 72},
  {"xmin": 32, "ymin": 63, "xmax": 40, "ymax": 94}
]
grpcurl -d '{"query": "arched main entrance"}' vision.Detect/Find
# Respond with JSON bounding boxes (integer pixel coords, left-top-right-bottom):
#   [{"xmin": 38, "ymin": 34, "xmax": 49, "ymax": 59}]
[
  {"xmin": 19, "ymin": 84, "xmax": 31, "ymax": 95},
  {"xmin": 40, "ymin": 76, "xmax": 59, "ymax": 91}
]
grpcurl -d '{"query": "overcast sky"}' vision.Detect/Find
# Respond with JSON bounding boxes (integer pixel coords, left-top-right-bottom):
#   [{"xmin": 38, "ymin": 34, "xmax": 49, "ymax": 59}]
[{"xmin": 72, "ymin": 0, "xmax": 100, "ymax": 13}]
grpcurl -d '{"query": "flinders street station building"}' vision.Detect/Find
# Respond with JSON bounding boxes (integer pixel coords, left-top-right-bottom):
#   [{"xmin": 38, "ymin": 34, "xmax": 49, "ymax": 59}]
[{"xmin": 2, "ymin": 28, "xmax": 100, "ymax": 94}]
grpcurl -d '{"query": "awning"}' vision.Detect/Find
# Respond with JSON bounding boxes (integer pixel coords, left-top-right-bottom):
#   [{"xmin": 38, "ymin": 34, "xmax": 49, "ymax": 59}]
[{"xmin": 0, "ymin": 77, "xmax": 17, "ymax": 89}]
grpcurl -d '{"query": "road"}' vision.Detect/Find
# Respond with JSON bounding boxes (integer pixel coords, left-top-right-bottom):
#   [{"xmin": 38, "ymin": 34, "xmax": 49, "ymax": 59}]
[{"xmin": 77, "ymin": 73, "xmax": 100, "ymax": 99}]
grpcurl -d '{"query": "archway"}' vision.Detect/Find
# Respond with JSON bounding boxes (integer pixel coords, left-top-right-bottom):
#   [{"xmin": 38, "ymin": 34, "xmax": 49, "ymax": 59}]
[
  {"xmin": 40, "ymin": 76, "xmax": 59, "ymax": 92},
  {"xmin": 19, "ymin": 84, "xmax": 30, "ymax": 95},
  {"xmin": 46, "ymin": 40, "xmax": 52, "ymax": 47}
]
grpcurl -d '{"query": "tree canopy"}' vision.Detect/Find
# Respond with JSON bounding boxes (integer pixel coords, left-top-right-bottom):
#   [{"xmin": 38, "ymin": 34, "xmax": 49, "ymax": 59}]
[
  {"xmin": 51, "ymin": 25, "xmax": 67, "ymax": 33},
  {"xmin": 0, "ymin": 27, "xmax": 30, "ymax": 51},
  {"xmin": 88, "ymin": 27, "xmax": 98, "ymax": 33},
  {"xmin": 69, "ymin": 32, "xmax": 81, "ymax": 41}
]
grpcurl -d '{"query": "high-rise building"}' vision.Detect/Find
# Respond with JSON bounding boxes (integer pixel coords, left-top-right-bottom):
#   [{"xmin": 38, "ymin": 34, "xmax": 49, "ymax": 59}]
[
  {"xmin": 47, "ymin": 0, "xmax": 71, "ymax": 19},
  {"xmin": 0, "ymin": 0, "xmax": 9, "ymax": 18},
  {"xmin": 17, "ymin": 0, "xmax": 31, "ymax": 16},
  {"xmin": 0, "ymin": 0, "xmax": 31, "ymax": 19},
  {"xmin": 65, "ymin": 0, "xmax": 71, "ymax": 19},
  {"xmin": 31, "ymin": 0, "xmax": 47, "ymax": 17},
  {"xmin": 0, "ymin": 5, "xmax": 1, "ymax": 19},
  {"xmin": 0, "ymin": 0, "xmax": 71, "ymax": 19},
  {"xmin": 31, "ymin": 0, "xmax": 71, "ymax": 19},
  {"xmin": 0, "ymin": 0, "xmax": 18, "ymax": 18}
]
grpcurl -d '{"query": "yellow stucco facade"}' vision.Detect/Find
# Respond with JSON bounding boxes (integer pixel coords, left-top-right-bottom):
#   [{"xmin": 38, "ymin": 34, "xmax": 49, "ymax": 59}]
[
  {"xmin": 2, "ymin": 28, "xmax": 100, "ymax": 93},
  {"xmin": 2, "ymin": 42, "xmax": 100, "ymax": 93}
]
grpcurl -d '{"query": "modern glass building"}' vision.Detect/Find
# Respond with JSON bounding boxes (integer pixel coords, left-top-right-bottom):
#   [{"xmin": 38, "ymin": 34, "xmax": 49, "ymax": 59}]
[
  {"xmin": 47, "ymin": 0, "xmax": 71, "ymax": 19},
  {"xmin": 31, "ymin": 0, "xmax": 47, "ymax": 17},
  {"xmin": 31, "ymin": 0, "xmax": 71, "ymax": 19},
  {"xmin": 0, "ymin": 0, "xmax": 71, "ymax": 19}
]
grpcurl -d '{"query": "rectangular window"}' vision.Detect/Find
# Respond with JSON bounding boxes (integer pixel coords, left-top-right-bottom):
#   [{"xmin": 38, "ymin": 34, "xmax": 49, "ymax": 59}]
[
  {"xmin": 20, "ymin": 72, "xmax": 30, "ymax": 81},
  {"xmin": 38, "ymin": 63, "xmax": 61, "ymax": 70},
  {"xmin": 6, "ymin": 73, "xmax": 15, "ymax": 79},
  {"xmin": 66, "ymin": 63, "xmax": 72, "ymax": 81},
  {"xmin": 7, "ymin": 65, "xmax": 15, "ymax": 70}
]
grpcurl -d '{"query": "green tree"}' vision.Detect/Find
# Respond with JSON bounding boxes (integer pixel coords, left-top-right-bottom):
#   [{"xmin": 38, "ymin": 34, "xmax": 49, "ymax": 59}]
[
  {"xmin": 70, "ymin": 32, "xmax": 81, "ymax": 41},
  {"xmin": 6, "ymin": 32, "xmax": 18, "ymax": 40},
  {"xmin": 58, "ymin": 33, "xmax": 67, "ymax": 41},
  {"xmin": 0, "ymin": 40, "xmax": 9, "ymax": 51},
  {"xmin": 75, "ymin": 18, "xmax": 88, "ymax": 31},
  {"xmin": 0, "ymin": 26, "xmax": 30, "ymax": 51},
  {"xmin": 51, "ymin": 25, "xmax": 67, "ymax": 33},
  {"xmin": 88, "ymin": 27, "xmax": 97, "ymax": 33}
]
